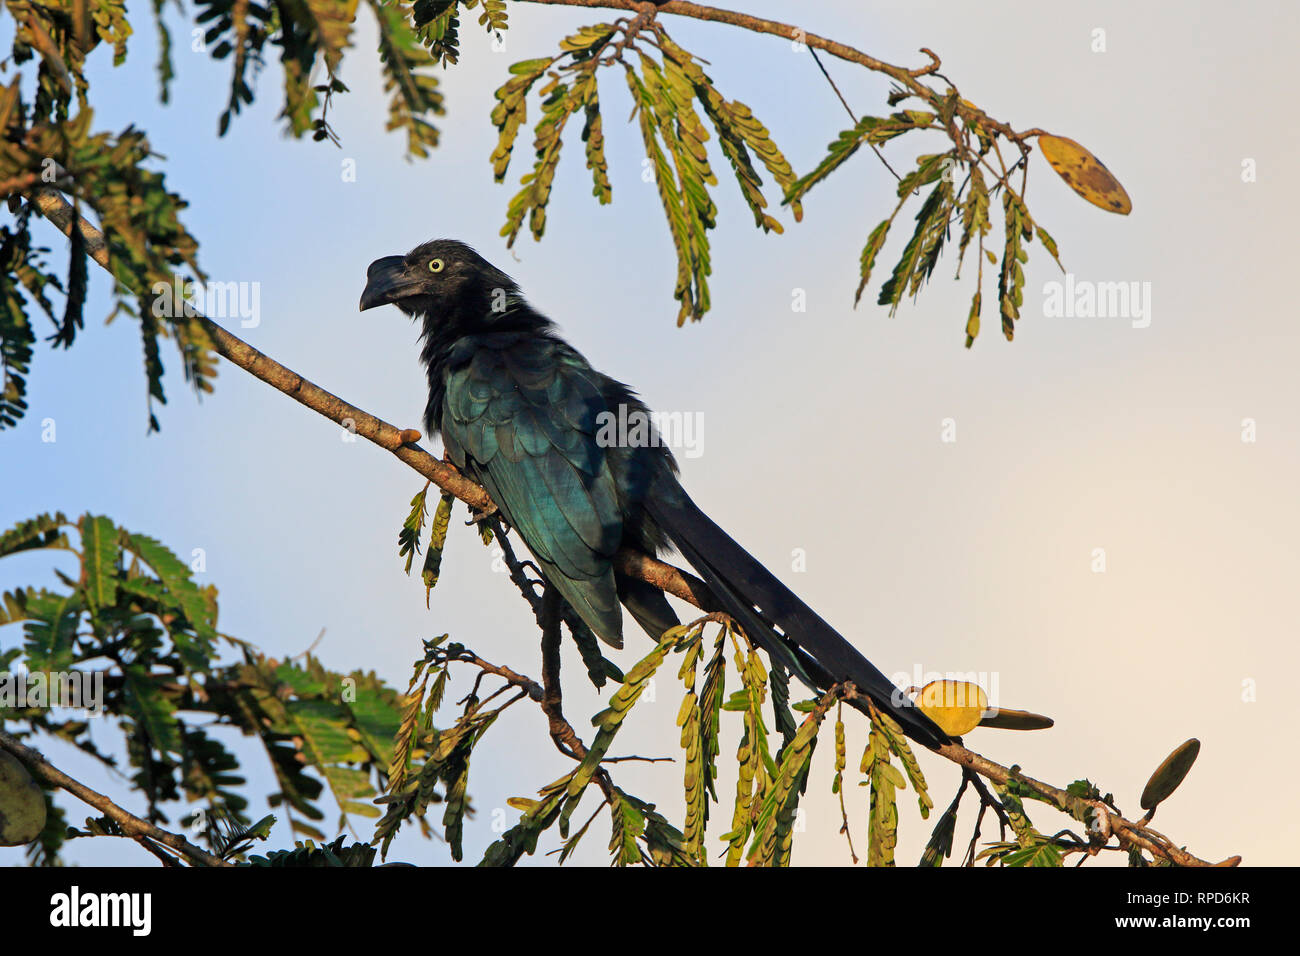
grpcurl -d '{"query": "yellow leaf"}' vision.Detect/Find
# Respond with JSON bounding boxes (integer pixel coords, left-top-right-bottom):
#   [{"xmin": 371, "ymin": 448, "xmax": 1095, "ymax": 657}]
[
  {"xmin": 915, "ymin": 680, "xmax": 987, "ymax": 736},
  {"xmin": 1037, "ymin": 134, "xmax": 1132, "ymax": 214}
]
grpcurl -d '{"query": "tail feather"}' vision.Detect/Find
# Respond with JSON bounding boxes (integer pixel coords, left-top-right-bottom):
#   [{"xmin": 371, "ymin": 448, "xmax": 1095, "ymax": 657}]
[
  {"xmin": 616, "ymin": 573, "xmax": 681, "ymax": 641},
  {"xmin": 646, "ymin": 490, "xmax": 947, "ymax": 748}
]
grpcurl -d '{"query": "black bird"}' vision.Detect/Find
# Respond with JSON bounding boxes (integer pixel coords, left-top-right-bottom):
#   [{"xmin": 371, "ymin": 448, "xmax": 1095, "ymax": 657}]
[{"xmin": 360, "ymin": 240, "xmax": 946, "ymax": 748}]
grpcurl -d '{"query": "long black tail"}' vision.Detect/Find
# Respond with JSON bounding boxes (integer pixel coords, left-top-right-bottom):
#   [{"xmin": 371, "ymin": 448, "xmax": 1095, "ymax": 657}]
[{"xmin": 645, "ymin": 489, "xmax": 948, "ymax": 749}]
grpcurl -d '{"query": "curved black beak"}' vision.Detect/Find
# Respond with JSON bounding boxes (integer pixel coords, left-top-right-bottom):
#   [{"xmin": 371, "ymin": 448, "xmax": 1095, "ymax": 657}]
[{"xmin": 359, "ymin": 255, "xmax": 421, "ymax": 311}]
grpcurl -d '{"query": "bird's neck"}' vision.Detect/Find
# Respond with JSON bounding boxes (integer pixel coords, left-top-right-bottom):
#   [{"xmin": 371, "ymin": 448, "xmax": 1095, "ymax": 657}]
[{"xmin": 416, "ymin": 299, "xmax": 555, "ymax": 438}]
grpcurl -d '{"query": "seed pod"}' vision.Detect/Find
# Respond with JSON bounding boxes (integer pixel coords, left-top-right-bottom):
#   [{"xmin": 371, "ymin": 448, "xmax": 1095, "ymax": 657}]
[
  {"xmin": 1140, "ymin": 738, "xmax": 1201, "ymax": 811},
  {"xmin": 978, "ymin": 707, "xmax": 1055, "ymax": 731},
  {"xmin": 0, "ymin": 750, "xmax": 47, "ymax": 846}
]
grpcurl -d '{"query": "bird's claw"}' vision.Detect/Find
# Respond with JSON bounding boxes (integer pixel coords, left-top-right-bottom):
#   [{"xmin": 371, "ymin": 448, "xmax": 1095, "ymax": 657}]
[{"xmin": 466, "ymin": 508, "xmax": 506, "ymax": 533}]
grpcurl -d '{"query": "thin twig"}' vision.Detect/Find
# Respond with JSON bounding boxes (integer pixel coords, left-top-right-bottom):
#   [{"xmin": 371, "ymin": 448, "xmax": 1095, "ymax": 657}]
[
  {"xmin": 833, "ymin": 702, "xmax": 859, "ymax": 864},
  {"xmin": 515, "ymin": 0, "xmax": 1042, "ymax": 143},
  {"xmin": 538, "ymin": 586, "xmax": 617, "ymax": 801},
  {"xmin": 490, "ymin": 517, "xmax": 546, "ymax": 621},
  {"xmin": 963, "ymin": 803, "xmax": 985, "ymax": 867},
  {"xmin": 807, "ymin": 45, "xmax": 857, "ymax": 123}
]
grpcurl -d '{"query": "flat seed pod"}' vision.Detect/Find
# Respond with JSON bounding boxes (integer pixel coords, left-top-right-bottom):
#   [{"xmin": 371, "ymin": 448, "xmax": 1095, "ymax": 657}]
[
  {"xmin": 915, "ymin": 680, "xmax": 987, "ymax": 736},
  {"xmin": 1140, "ymin": 738, "xmax": 1201, "ymax": 810},
  {"xmin": 978, "ymin": 707, "xmax": 1055, "ymax": 731},
  {"xmin": 1037, "ymin": 134, "xmax": 1132, "ymax": 214},
  {"xmin": 0, "ymin": 750, "xmax": 47, "ymax": 846}
]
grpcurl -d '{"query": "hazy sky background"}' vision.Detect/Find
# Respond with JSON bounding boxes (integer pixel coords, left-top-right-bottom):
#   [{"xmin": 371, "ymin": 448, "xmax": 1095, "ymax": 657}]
[{"xmin": 2, "ymin": 1, "xmax": 1297, "ymax": 867}]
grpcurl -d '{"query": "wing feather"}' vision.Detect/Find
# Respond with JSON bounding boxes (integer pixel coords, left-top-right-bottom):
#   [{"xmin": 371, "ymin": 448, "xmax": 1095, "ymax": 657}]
[{"xmin": 440, "ymin": 335, "xmax": 626, "ymax": 645}]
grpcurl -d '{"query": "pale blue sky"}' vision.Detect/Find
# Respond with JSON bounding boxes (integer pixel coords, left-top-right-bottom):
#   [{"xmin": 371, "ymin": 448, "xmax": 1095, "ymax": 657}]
[{"xmin": 2, "ymin": 1, "xmax": 1297, "ymax": 867}]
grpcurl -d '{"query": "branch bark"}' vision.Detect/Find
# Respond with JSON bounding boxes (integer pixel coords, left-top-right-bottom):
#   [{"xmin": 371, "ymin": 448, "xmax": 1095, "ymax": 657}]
[
  {"xmin": 22, "ymin": 186, "xmax": 1235, "ymax": 868},
  {"xmin": 936, "ymin": 741, "xmax": 1240, "ymax": 868}
]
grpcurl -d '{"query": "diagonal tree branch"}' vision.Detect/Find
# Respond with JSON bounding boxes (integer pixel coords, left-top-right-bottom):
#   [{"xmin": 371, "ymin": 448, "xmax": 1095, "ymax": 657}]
[
  {"xmin": 0, "ymin": 729, "xmax": 231, "ymax": 867},
  {"xmin": 20, "ymin": 185, "xmax": 1236, "ymax": 867}
]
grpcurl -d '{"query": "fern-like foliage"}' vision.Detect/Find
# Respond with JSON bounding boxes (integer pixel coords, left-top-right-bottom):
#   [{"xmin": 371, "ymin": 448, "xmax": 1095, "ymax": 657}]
[
  {"xmin": 488, "ymin": 20, "xmax": 800, "ymax": 325},
  {"xmin": 0, "ymin": 512, "xmax": 442, "ymax": 863},
  {"xmin": 785, "ymin": 93, "xmax": 1068, "ymax": 346},
  {"xmin": 372, "ymin": 0, "xmax": 446, "ymax": 158}
]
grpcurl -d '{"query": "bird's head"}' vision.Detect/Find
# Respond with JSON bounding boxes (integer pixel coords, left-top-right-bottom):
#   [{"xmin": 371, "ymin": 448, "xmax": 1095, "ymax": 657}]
[{"xmin": 358, "ymin": 239, "xmax": 520, "ymax": 324}]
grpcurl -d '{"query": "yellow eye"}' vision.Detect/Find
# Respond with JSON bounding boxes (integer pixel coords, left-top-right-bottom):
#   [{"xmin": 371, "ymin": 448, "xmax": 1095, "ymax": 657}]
[{"xmin": 428, "ymin": 258, "xmax": 445, "ymax": 273}]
